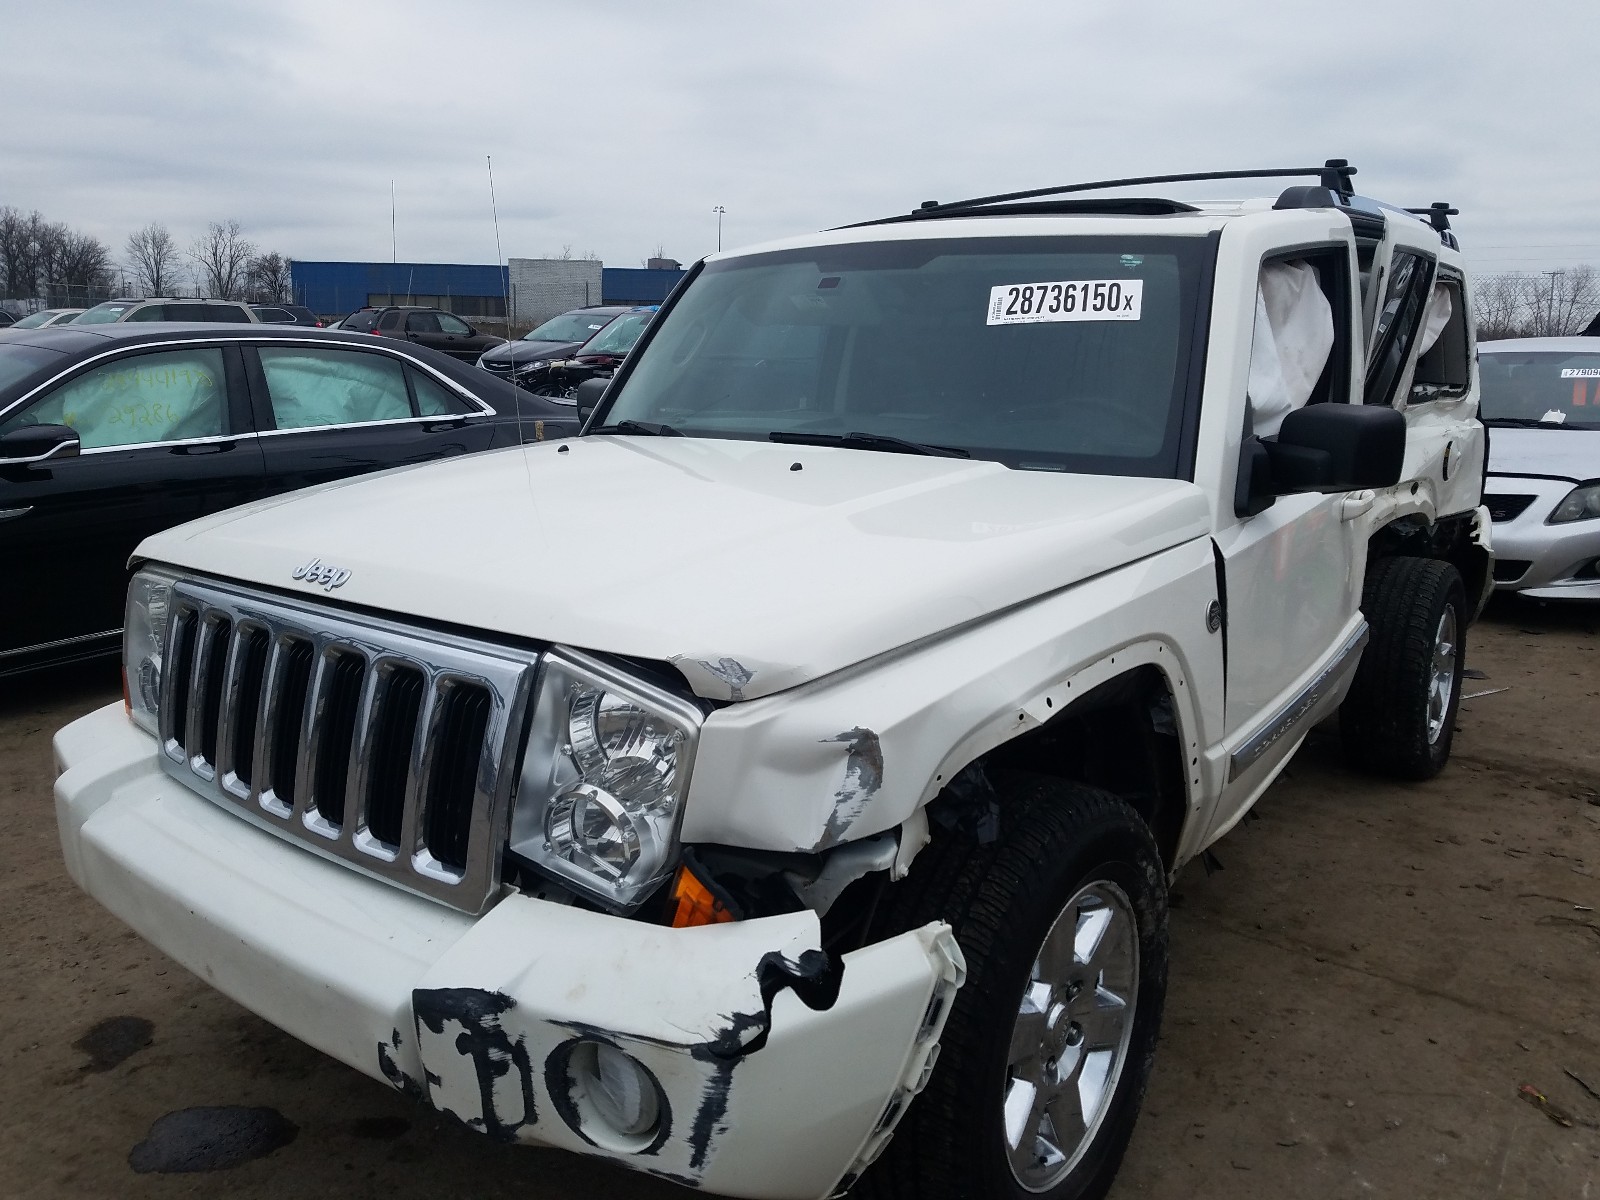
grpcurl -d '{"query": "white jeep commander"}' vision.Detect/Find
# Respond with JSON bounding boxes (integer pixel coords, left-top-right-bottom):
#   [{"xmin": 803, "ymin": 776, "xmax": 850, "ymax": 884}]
[{"xmin": 54, "ymin": 162, "xmax": 1490, "ymax": 1200}]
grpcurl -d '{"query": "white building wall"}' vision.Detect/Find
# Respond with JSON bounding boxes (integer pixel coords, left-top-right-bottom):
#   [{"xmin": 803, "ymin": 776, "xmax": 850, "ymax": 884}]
[{"xmin": 507, "ymin": 259, "xmax": 603, "ymax": 325}]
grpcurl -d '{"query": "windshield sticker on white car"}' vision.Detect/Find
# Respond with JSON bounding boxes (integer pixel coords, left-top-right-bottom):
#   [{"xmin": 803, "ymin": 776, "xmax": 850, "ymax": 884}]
[
  {"xmin": 986, "ymin": 279, "xmax": 1143, "ymax": 325},
  {"xmin": 1561, "ymin": 368, "xmax": 1600, "ymax": 378}
]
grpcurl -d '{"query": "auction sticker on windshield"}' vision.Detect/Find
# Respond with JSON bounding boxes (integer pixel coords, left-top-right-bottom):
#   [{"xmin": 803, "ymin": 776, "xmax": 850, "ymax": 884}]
[
  {"xmin": 1560, "ymin": 368, "xmax": 1600, "ymax": 378},
  {"xmin": 987, "ymin": 279, "xmax": 1143, "ymax": 326}
]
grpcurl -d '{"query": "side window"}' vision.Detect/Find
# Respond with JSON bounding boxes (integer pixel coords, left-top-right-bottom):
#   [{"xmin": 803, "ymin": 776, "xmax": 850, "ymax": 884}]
[
  {"xmin": 411, "ymin": 369, "xmax": 474, "ymax": 416},
  {"xmin": 212, "ymin": 305, "xmax": 253, "ymax": 324},
  {"xmin": 0, "ymin": 348, "xmax": 226, "ymax": 449},
  {"xmin": 1246, "ymin": 250, "xmax": 1349, "ymax": 437},
  {"xmin": 1365, "ymin": 251, "xmax": 1436, "ymax": 405},
  {"xmin": 406, "ymin": 313, "xmax": 442, "ymax": 334},
  {"xmin": 259, "ymin": 347, "xmax": 413, "ymax": 430},
  {"xmin": 1410, "ymin": 276, "xmax": 1470, "ymax": 401},
  {"xmin": 125, "ymin": 305, "xmax": 168, "ymax": 322},
  {"xmin": 436, "ymin": 313, "xmax": 471, "ymax": 335},
  {"xmin": 378, "ymin": 310, "xmax": 403, "ymax": 331}
]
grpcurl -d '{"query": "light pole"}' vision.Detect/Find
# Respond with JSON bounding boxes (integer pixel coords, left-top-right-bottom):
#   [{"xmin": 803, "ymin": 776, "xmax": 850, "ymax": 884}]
[
  {"xmin": 1543, "ymin": 270, "xmax": 1564, "ymax": 334},
  {"xmin": 713, "ymin": 206, "xmax": 726, "ymax": 253}
]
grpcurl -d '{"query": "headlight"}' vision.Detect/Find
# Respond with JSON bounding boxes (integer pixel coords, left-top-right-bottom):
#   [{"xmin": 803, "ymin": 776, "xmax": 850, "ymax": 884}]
[
  {"xmin": 1548, "ymin": 484, "xmax": 1600, "ymax": 524},
  {"xmin": 509, "ymin": 649, "xmax": 703, "ymax": 910},
  {"xmin": 123, "ymin": 566, "xmax": 179, "ymax": 734},
  {"xmin": 513, "ymin": 359, "xmax": 547, "ymax": 374}
]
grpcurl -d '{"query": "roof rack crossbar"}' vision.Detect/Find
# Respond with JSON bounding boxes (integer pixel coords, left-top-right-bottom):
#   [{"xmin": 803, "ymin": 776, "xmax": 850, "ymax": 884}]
[
  {"xmin": 1404, "ymin": 202, "xmax": 1458, "ymax": 234},
  {"xmin": 910, "ymin": 159, "xmax": 1356, "ymax": 216}
]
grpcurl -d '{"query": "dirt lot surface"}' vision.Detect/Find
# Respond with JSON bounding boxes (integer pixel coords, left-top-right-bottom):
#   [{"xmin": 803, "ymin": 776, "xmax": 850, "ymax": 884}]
[{"xmin": 2, "ymin": 598, "xmax": 1597, "ymax": 1200}]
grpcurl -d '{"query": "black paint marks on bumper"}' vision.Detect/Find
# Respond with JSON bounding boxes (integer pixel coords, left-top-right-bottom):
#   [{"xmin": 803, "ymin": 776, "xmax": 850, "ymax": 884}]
[
  {"xmin": 412, "ymin": 987, "xmax": 538, "ymax": 1143},
  {"xmin": 128, "ymin": 1106, "xmax": 298, "ymax": 1173}
]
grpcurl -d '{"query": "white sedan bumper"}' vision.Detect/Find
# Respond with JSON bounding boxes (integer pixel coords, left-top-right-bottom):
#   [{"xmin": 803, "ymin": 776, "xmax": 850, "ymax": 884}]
[
  {"xmin": 1486, "ymin": 476, "xmax": 1600, "ymax": 599},
  {"xmin": 55, "ymin": 702, "xmax": 963, "ymax": 1199}
]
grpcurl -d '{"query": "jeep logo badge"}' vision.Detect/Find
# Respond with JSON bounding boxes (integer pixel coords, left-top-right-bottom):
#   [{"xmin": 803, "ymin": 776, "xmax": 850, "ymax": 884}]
[{"xmin": 292, "ymin": 557, "xmax": 351, "ymax": 592}]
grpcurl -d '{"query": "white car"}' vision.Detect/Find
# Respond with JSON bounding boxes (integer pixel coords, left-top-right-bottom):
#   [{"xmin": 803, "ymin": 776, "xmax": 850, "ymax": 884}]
[
  {"xmin": 8, "ymin": 307, "xmax": 86, "ymax": 328},
  {"xmin": 53, "ymin": 161, "xmax": 1488, "ymax": 1200},
  {"xmin": 1480, "ymin": 337, "xmax": 1600, "ymax": 597}
]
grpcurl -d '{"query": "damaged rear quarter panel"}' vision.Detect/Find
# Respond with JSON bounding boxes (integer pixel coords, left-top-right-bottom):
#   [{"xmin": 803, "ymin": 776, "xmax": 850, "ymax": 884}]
[{"xmin": 680, "ymin": 539, "xmax": 1225, "ymax": 854}]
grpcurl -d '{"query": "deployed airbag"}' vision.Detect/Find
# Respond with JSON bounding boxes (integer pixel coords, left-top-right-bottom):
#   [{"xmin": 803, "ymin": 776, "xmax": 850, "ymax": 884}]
[{"xmin": 1248, "ymin": 260, "xmax": 1335, "ymax": 437}]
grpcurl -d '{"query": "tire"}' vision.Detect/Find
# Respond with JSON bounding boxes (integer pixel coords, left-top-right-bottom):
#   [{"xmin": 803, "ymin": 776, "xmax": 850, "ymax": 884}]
[
  {"xmin": 1340, "ymin": 556, "xmax": 1466, "ymax": 781},
  {"xmin": 857, "ymin": 775, "xmax": 1168, "ymax": 1200}
]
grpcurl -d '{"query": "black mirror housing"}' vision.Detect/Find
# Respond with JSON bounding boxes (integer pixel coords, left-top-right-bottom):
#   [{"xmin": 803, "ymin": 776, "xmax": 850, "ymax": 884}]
[
  {"xmin": 574, "ymin": 377, "xmax": 609, "ymax": 426},
  {"xmin": 1270, "ymin": 404, "xmax": 1405, "ymax": 494},
  {"xmin": 0, "ymin": 423, "xmax": 81, "ymax": 464}
]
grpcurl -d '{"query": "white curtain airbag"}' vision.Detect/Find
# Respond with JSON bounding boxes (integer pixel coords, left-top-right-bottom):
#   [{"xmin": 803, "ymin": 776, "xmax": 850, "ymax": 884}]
[
  {"xmin": 1417, "ymin": 283, "xmax": 1454, "ymax": 355},
  {"xmin": 1248, "ymin": 260, "xmax": 1335, "ymax": 437}
]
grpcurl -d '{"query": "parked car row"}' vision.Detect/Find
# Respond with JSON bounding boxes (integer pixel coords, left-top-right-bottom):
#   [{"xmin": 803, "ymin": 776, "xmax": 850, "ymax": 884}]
[
  {"xmin": 477, "ymin": 304, "xmax": 657, "ymax": 397},
  {"xmin": 0, "ymin": 323, "xmax": 581, "ymax": 676}
]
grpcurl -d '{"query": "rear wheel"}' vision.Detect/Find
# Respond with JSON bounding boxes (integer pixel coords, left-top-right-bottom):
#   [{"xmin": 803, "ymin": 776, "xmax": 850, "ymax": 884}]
[
  {"xmin": 1341, "ymin": 556, "xmax": 1466, "ymax": 780},
  {"xmin": 859, "ymin": 776, "xmax": 1168, "ymax": 1200}
]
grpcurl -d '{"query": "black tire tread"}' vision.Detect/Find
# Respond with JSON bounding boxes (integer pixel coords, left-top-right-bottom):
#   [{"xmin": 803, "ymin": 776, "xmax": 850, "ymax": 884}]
[{"xmin": 1341, "ymin": 555, "xmax": 1465, "ymax": 780}]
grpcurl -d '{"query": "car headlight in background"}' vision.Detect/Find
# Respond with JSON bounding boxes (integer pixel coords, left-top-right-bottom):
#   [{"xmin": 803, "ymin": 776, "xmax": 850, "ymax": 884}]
[
  {"xmin": 509, "ymin": 648, "xmax": 703, "ymax": 910},
  {"xmin": 1548, "ymin": 484, "xmax": 1600, "ymax": 524},
  {"xmin": 124, "ymin": 566, "xmax": 179, "ymax": 734},
  {"xmin": 512, "ymin": 359, "xmax": 547, "ymax": 375}
]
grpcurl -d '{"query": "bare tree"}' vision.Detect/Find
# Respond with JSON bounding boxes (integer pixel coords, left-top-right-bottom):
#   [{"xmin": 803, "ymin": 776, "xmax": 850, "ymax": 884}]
[
  {"xmin": 190, "ymin": 220, "xmax": 256, "ymax": 300},
  {"xmin": 245, "ymin": 251, "xmax": 293, "ymax": 303},
  {"xmin": 1474, "ymin": 267, "xmax": 1600, "ymax": 339},
  {"xmin": 125, "ymin": 222, "xmax": 181, "ymax": 296},
  {"xmin": 53, "ymin": 230, "xmax": 112, "ymax": 296}
]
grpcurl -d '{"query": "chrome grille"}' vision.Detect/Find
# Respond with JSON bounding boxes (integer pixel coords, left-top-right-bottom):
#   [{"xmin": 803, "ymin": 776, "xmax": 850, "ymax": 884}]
[{"xmin": 157, "ymin": 578, "xmax": 538, "ymax": 913}]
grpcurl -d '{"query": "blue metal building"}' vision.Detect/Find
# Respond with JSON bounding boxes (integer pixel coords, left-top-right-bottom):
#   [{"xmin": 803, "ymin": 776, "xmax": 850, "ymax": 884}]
[{"xmin": 291, "ymin": 261, "xmax": 686, "ymax": 320}]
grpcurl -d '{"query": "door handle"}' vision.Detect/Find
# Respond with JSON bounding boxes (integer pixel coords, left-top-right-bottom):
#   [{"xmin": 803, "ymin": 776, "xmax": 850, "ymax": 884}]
[
  {"xmin": 172, "ymin": 441, "xmax": 236, "ymax": 455},
  {"xmin": 1340, "ymin": 490, "xmax": 1376, "ymax": 521}
]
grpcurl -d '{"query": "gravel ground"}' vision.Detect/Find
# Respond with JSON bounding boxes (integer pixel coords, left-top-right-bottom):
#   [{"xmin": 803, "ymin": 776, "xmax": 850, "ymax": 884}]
[{"xmin": 2, "ymin": 597, "xmax": 1596, "ymax": 1199}]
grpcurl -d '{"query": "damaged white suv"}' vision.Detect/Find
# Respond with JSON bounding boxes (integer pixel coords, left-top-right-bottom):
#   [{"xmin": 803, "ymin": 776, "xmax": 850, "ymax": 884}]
[{"xmin": 54, "ymin": 163, "xmax": 1490, "ymax": 1200}]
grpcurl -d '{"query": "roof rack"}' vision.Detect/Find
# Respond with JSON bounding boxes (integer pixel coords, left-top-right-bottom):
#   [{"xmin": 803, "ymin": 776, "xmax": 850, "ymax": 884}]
[{"xmin": 859, "ymin": 159, "xmax": 1358, "ymax": 225}]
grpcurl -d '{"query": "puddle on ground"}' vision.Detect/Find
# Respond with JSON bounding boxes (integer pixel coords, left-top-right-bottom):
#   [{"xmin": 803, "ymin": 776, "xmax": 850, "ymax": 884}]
[
  {"xmin": 74, "ymin": 1016, "xmax": 153, "ymax": 1074},
  {"xmin": 128, "ymin": 1106, "xmax": 298, "ymax": 1173}
]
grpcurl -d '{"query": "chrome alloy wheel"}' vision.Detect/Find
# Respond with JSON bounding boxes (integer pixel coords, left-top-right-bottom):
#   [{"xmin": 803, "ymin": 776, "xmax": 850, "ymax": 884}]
[
  {"xmin": 1002, "ymin": 881, "xmax": 1139, "ymax": 1192},
  {"xmin": 1427, "ymin": 607, "xmax": 1458, "ymax": 745}
]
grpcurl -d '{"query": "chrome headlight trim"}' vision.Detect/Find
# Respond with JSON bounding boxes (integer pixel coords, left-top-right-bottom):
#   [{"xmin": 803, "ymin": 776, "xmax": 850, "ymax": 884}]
[
  {"xmin": 510, "ymin": 647, "xmax": 704, "ymax": 911},
  {"xmin": 123, "ymin": 565, "xmax": 181, "ymax": 735}
]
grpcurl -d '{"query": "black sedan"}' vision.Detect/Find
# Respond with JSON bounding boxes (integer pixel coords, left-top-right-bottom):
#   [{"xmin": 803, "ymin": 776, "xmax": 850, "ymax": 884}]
[
  {"xmin": 475, "ymin": 305, "xmax": 635, "ymax": 390},
  {"xmin": 0, "ymin": 323, "xmax": 579, "ymax": 675}
]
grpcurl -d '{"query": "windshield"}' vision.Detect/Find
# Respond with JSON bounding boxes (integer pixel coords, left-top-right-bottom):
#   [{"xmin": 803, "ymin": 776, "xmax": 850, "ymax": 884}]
[
  {"xmin": 1480, "ymin": 350, "xmax": 1600, "ymax": 428},
  {"xmin": 602, "ymin": 236, "xmax": 1208, "ymax": 475},
  {"xmin": 75, "ymin": 302, "xmax": 132, "ymax": 324},
  {"xmin": 11, "ymin": 310, "xmax": 60, "ymax": 329},
  {"xmin": 523, "ymin": 311, "xmax": 615, "ymax": 343},
  {"xmin": 581, "ymin": 311, "xmax": 653, "ymax": 356},
  {"xmin": 0, "ymin": 344, "xmax": 65, "ymax": 394}
]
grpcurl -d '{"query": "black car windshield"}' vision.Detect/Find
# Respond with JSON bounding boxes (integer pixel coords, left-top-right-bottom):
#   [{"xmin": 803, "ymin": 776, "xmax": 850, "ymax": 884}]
[
  {"xmin": 0, "ymin": 344, "xmax": 65, "ymax": 394},
  {"xmin": 602, "ymin": 235, "xmax": 1209, "ymax": 475},
  {"xmin": 523, "ymin": 312, "xmax": 615, "ymax": 342},
  {"xmin": 1480, "ymin": 350, "xmax": 1600, "ymax": 428},
  {"xmin": 581, "ymin": 312, "xmax": 653, "ymax": 356},
  {"xmin": 75, "ymin": 303, "xmax": 133, "ymax": 324}
]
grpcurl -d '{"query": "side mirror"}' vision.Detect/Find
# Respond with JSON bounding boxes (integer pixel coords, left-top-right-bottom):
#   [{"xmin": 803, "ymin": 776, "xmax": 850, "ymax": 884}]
[
  {"xmin": 1271, "ymin": 404, "xmax": 1406, "ymax": 493},
  {"xmin": 1235, "ymin": 404, "xmax": 1406, "ymax": 516},
  {"xmin": 0, "ymin": 423, "xmax": 80, "ymax": 464},
  {"xmin": 574, "ymin": 377, "xmax": 609, "ymax": 426}
]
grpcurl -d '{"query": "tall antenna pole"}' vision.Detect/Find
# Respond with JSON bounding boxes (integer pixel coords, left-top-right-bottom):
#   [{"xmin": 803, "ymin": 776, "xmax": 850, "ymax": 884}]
[
  {"xmin": 488, "ymin": 155, "xmax": 512, "ymax": 330},
  {"xmin": 391, "ymin": 180, "xmax": 397, "ymax": 264}
]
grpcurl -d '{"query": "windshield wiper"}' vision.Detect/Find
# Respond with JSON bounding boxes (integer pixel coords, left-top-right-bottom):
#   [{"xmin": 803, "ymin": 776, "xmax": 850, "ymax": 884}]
[
  {"xmin": 589, "ymin": 419, "xmax": 682, "ymax": 436},
  {"xmin": 768, "ymin": 430, "xmax": 971, "ymax": 458}
]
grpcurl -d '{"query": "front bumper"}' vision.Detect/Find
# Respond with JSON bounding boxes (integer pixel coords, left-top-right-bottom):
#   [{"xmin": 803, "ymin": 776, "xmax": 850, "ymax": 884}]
[
  {"xmin": 55, "ymin": 702, "xmax": 963, "ymax": 1199},
  {"xmin": 1486, "ymin": 477, "xmax": 1600, "ymax": 599}
]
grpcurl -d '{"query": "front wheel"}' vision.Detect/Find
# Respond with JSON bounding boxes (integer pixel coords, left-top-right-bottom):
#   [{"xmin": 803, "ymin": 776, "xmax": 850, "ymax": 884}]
[
  {"xmin": 859, "ymin": 776, "xmax": 1168, "ymax": 1200},
  {"xmin": 1341, "ymin": 556, "xmax": 1466, "ymax": 781}
]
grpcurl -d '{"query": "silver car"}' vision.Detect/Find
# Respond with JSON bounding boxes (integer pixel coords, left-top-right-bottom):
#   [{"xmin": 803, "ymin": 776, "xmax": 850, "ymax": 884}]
[{"xmin": 1481, "ymin": 337, "xmax": 1600, "ymax": 598}]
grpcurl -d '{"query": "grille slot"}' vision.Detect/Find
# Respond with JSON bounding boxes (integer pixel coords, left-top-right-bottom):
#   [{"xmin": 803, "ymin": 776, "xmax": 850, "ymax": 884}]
[
  {"xmin": 1485, "ymin": 494, "xmax": 1536, "ymax": 522},
  {"xmin": 1493, "ymin": 558, "xmax": 1532, "ymax": 583},
  {"xmin": 157, "ymin": 579, "xmax": 536, "ymax": 913}
]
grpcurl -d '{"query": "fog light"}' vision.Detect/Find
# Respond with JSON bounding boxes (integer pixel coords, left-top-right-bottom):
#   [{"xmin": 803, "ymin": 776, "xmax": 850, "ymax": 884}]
[{"xmin": 572, "ymin": 1042, "xmax": 661, "ymax": 1144}]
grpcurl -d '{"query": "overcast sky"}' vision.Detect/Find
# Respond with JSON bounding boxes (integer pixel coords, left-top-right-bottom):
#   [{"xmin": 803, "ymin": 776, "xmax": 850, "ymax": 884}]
[{"xmin": 2, "ymin": 0, "xmax": 1595, "ymax": 280}]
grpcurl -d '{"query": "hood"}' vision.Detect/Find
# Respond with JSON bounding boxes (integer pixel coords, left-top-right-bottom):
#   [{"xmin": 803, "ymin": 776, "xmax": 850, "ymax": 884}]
[
  {"xmin": 137, "ymin": 438, "xmax": 1211, "ymax": 700},
  {"xmin": 479, "ymin": 338, "xmax": 580, "ymax": 365},
  {"xmin": 1488, "ymin": 426, "xmax": 1600, "ymax": 482}
]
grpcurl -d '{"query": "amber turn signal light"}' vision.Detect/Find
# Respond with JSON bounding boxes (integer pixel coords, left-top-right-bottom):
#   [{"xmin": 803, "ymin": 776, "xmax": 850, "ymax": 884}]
[{"xmin": 669, "ymin": 864, "xmax": 735, "ymax": 928}]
